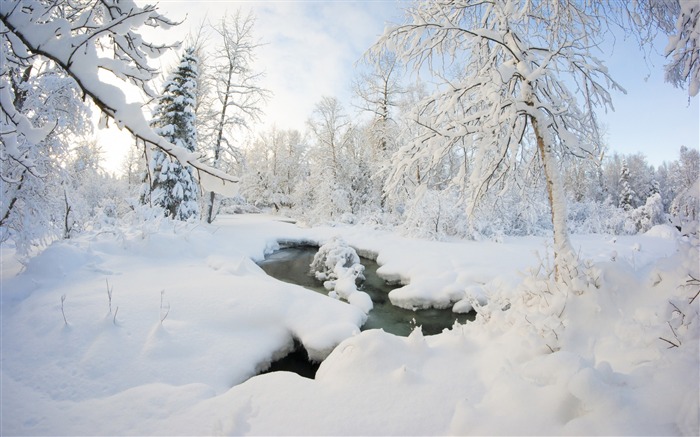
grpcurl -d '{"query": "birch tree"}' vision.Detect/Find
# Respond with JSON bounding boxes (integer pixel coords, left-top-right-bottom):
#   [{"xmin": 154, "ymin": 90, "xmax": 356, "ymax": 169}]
[{"xmin": 374, "ymin": 0, "xmax": 623, "ymax": 277}]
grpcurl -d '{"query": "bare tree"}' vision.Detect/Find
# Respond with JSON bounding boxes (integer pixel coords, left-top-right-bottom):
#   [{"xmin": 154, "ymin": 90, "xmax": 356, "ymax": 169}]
[
  {"xmin": 204, "ymin": 11, "xmax": 270, "ymax": 223},
  {"xmin": 354, "ymin": 52, "xmax": 404, "ymax": 159},
  {"xmin": 307, "ymin": 96, "xmax": 353, "ymax": 180}
]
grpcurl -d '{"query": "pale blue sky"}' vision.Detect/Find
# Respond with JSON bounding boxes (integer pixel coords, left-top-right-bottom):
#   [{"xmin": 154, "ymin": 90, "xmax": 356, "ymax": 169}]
[{"xmin": 100, "ymin": 1, "xmax": 698, "ymax": 172}]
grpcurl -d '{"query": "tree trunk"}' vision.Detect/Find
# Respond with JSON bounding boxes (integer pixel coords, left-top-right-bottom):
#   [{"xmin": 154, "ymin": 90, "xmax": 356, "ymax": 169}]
[
  {"xmin": 207, "ymin": 191, "xmax": 217, "ymax": 223},
  {"xmin": 207, "ymin": 64, "xmax": 234, "ymax": 224},
  {"xmin": 531, "ymin": 115, "xmax": 573, "ymax": 281}
]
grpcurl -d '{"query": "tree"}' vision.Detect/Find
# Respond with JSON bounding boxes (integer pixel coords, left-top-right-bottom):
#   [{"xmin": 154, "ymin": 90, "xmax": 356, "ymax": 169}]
[
  {"xmin": 241, "ymin": 127, "xmax": 305, "ymax": 211},
  {"xmin": 374, "ymin": 0, "xmax": 622, "ymax": 277},
  {"xmin": 306, "ymin": 96, "xmax": 357, "ymax": 221},
  {"xmin": 1, "ymin": 59, "xmax": 92, "ymax": 252},
  {"xmin": 669, "ymin": 146, "xmax": 700, "ymax": 231},
  {"xmin": 1, "ymin": 0, "xmax": 237, "ymax": 197},
  {"xmin": 143, "ymin": 48, "xmax": 201, "ymax": 221},
  {"xmin": 618, "ymin": 159, "xmax": 636, "ymax": 212},
  {"xmin": 204, "ymin": 11, "xmax": 270, "ymax": 223},
  {"xmin": 354, "ymin": 52, "xmax": 404, "ymax": 160}
]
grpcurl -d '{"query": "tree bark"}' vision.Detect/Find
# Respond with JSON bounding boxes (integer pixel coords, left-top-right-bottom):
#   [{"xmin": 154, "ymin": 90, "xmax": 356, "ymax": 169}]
[{"xmin": 531, "ymin": 115, "xmax": 573, "ymax": 281}]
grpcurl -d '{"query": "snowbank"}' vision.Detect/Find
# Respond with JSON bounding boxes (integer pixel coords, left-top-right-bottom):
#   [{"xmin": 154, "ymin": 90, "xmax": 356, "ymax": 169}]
[{"xmin": 1, "ymin": 214, "xmax": 697, "ymax": 435}]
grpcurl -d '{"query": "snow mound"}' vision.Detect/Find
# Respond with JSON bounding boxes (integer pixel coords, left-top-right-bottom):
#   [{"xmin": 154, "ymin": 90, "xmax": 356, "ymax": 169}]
[
  {"xmin": 644, "ymin": 224, "xmax": 680, "ymax": 239},
  {"xmin": 310, "ymin": 237, "xmax": 373, "ymax": 313}
]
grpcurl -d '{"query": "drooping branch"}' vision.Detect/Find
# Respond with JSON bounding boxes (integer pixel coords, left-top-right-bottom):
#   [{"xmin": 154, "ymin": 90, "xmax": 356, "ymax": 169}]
[{"xmin": 1, "ymin": 1, "xmax": 239, "ymax": 194}]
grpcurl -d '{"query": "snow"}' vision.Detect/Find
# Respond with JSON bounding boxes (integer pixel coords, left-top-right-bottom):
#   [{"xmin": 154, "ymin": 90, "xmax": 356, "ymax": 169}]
[
  {"xmin": 2, "ymin": 214, "xmax": 698, "ymax": 435},
  {"xmin": 310, "ymin": 237, "xmax": 373, "ymax": 314}
]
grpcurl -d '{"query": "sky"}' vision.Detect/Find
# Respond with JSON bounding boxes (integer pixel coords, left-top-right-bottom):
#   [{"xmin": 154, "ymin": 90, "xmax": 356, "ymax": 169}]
[{"xmin": 97, "ymin": 0, "xmax": 699, "ymax": 174}]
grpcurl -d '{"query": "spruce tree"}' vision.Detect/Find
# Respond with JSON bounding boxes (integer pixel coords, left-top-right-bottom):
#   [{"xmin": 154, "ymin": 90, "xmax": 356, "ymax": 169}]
[
  {"xmin": 619, "ymin": 159, "xmax": 636, "ymax": 211},
  {"xmin": 144, "ymin": 48, "xmax": 200, "ymax": 220}
]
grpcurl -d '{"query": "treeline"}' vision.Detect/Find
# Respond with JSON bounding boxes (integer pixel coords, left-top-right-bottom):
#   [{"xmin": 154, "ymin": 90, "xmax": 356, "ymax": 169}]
[
  {"xmin": 2, "ymin": 2, "xmax": 698, "ymax": 256},
  {"xmin": 231, "ymin": 110, "xmax": 698, "ymax": 240}
]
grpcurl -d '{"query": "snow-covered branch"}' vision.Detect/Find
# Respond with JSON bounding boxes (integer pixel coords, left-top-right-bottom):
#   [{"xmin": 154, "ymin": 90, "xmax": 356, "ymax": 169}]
[{"xmin": 0, "ymin": 0, "xmax": 239, "ymax": 194}]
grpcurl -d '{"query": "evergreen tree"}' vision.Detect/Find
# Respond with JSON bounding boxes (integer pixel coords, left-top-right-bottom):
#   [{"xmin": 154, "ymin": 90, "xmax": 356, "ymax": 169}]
[
  {"xmin": 144, "ymin": 48, "xmax": 200, "ymax": 220},
  {"xmin": 619, "ymin": 159, "xmax": 636, "ymax": 211}
]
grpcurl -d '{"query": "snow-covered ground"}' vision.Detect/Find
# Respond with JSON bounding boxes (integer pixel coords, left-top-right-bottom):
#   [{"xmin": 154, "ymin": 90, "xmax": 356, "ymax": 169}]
[{"xmin": 1, "ymin": 214, "xmax": 698, "ymax": 435}]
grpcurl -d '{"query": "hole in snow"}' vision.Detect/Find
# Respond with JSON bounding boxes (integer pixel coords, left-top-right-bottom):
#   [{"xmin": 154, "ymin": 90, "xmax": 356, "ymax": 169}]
[{"xmin": 261, "ymin": 340, "xmax": 319, "ymax": 379}]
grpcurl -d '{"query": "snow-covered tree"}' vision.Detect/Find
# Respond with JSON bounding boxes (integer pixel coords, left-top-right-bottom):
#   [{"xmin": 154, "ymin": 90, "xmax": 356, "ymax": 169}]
[
  {"xmin": 1, "ymin": 0, "xmax": 237, "ymax": 197},
  {"xmin": 354, "ymin": 52, "xmax": 404, "ymax": 162},
  {"xmin": 669, "ymin": 146, "xmax": 700, "ymax": 233},
  {"xmin": 305, "ymin": 96, "xmax": 357, "ymax": 221},
  {"xmin": 619, "ymin": 159, "xmax": 636, "ymax": 212},
  {"xmin": 241, "ymin": 127, "xmax": 306, "ymax": 211},
  {"xmin": 1, "ymin": 60, "xmax": 92, "ymax": 252},
  {"xmin": 143, "ymin": 48, "xmax": 200, "ymax": 221},
  {"xmin": 630, "ymin": 192, "xmax": 666, "ymax": 234},
  {"xmin": 374, "ymin": 0, "xmax": 622, "ymax": 276}
]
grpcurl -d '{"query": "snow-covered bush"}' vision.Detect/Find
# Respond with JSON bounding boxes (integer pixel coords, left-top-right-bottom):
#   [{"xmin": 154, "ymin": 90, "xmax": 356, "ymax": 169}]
[
  {"xmin": 310, "ymin": 238, "xmax": 373, "ymax": 313},
  {"xmin": 311, "ymin": 237, "xmax": 364, "ymax": 282},
  {"xmin": 469, "ymin": 187, "xmax": 551, "ymax": 240},
  {"xmin": 627, "ymin": 193, "xmax": 667, "ymax": 234},
  {"xmin": 670, "ymin": 177, "xmax": 700, "ymax": 235},
  {"xmin": 567, "ymin": 199, "xmax": 627, "ymax": 235},
  {"xmin": 400, "ymin": 187, "xmax": 469, "ymax": 240}
]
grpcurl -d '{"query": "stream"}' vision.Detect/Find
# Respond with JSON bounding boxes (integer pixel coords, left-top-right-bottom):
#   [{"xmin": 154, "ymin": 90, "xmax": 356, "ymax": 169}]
[
  {"xmin": 258, "ymin": 245, "xmax": 475, "ymax": 337},
  {"xmin": 257, "ymin": 245, "xmax": 475, "ymax": 379}
]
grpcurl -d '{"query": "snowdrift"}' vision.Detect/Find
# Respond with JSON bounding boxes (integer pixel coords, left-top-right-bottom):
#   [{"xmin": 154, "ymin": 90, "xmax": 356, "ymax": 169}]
[{"xmin": 1, "ymin": 216, "xmax": 697, "ymax": 435}]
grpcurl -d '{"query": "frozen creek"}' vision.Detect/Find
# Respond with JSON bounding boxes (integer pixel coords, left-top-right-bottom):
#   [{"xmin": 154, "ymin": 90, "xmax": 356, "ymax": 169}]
[{"xmin": 258, "ymin": 245, "xmax": 475, "ymax": 377}]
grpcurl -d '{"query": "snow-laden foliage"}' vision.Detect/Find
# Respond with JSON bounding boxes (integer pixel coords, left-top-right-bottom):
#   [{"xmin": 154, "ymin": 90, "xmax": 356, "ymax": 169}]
[
  {"xmin": 628, "ymin": 192, "xmax": 667, "ymax": 234},
  {"xmin": 0, "ymin": 60, "xmax": 98, "ymax": 252},
  {"xmin": 671, "ymin": 176, "xmax": 700, "ymax": 235},
  {"xmin": 0, "ymin": 0, "xmax": 237, "ymax": 193},
  {"xmin": 373, "ymin": 0, "xmax": 626, "ymax": 275},
  {"xmin": 400, "ymin": 186, "xmax": 469, "ymax": 240},
  {"xmin": 618, "ymin": 158, "xmax": 636, "ymax": 211},
  {"xmin": 663, "ymin": 1, "xmax": 700, "ymax": 96},
  {"xmin": 143, "ymin": 48, "xmax": 200, "ymax": 221},
  {"xmin": 310, "ymin": 237, "xmax": 373, "ymax": 313},
  {"xmin": 240, "ymin": 127, "xmax": 305, "ymax": 211}
]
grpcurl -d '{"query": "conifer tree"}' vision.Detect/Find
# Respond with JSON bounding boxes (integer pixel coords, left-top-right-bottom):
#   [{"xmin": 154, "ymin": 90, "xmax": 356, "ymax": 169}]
[
  {"xmin": 619, "ymin": 159, "xmax": 636, "ymax": 212},
  {"xmin": 144, "ymin": 48, "xmax": 201, "ymax": 220}
]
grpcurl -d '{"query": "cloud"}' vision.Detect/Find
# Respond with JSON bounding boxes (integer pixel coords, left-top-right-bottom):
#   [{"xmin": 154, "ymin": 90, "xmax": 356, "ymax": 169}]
[{"xmin": 251, "ymin": 1, "xmax": 399, "ymax": 131}]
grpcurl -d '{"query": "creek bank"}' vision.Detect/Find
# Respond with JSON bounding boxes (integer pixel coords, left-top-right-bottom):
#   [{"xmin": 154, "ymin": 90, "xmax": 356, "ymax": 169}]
[{"xmin": 257, "ymin": 244, "xmax": 475, "ymax": 378}]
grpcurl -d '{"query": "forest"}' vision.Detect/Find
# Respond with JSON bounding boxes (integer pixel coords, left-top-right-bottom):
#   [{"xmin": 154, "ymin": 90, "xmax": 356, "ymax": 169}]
[
  {"xmin": 1, "ymin": 2, "xmax": 697, "ymax": 253},
  {"xmin": 1, "ymin": 0, "xmax": 699, "ymax": 435}
]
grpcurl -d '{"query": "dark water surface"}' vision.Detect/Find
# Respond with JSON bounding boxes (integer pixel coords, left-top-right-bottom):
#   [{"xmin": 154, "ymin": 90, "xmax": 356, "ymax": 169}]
[{"xmin": 258, "ymin": 246, "xmax": 475, "ymax": 337}]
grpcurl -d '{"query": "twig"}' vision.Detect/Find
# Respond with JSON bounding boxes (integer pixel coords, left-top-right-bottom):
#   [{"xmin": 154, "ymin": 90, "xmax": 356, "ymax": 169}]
[
  {"xmin": 61, "ymin": 294, "xmax": 68, "ymax": 325},
  {"xmin": 687, "ymin": 275, "xmax": 700, "ymax": 305},
  {"xmin": 160, "ymin": 290, "xmax": 170, "ymax": 324},
  {"xmin": 113, "ymin": 306, "xmax": 119, "ymax": 325},
  {"xmin": 659, "ymin": 337, "xmax": 679, "ymax": 348},
  {"xmin": 106, "ymin": 278, "xmax": 113, "ymax": 313},
  {"xmin": 667, "ymin": 321, "xmax": 681, "ymax": 345}
]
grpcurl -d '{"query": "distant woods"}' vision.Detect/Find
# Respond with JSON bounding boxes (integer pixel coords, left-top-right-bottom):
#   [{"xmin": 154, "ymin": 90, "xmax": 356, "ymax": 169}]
[{"xmin": 1, "ymin": 0, "xmax": 697, "ymax": 255}]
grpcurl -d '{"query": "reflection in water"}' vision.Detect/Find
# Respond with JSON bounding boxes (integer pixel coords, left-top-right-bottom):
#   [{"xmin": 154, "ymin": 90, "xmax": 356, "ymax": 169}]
[{"xmin": 259, "ymin": 246, "xmax": 475, "ymax": 337}]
